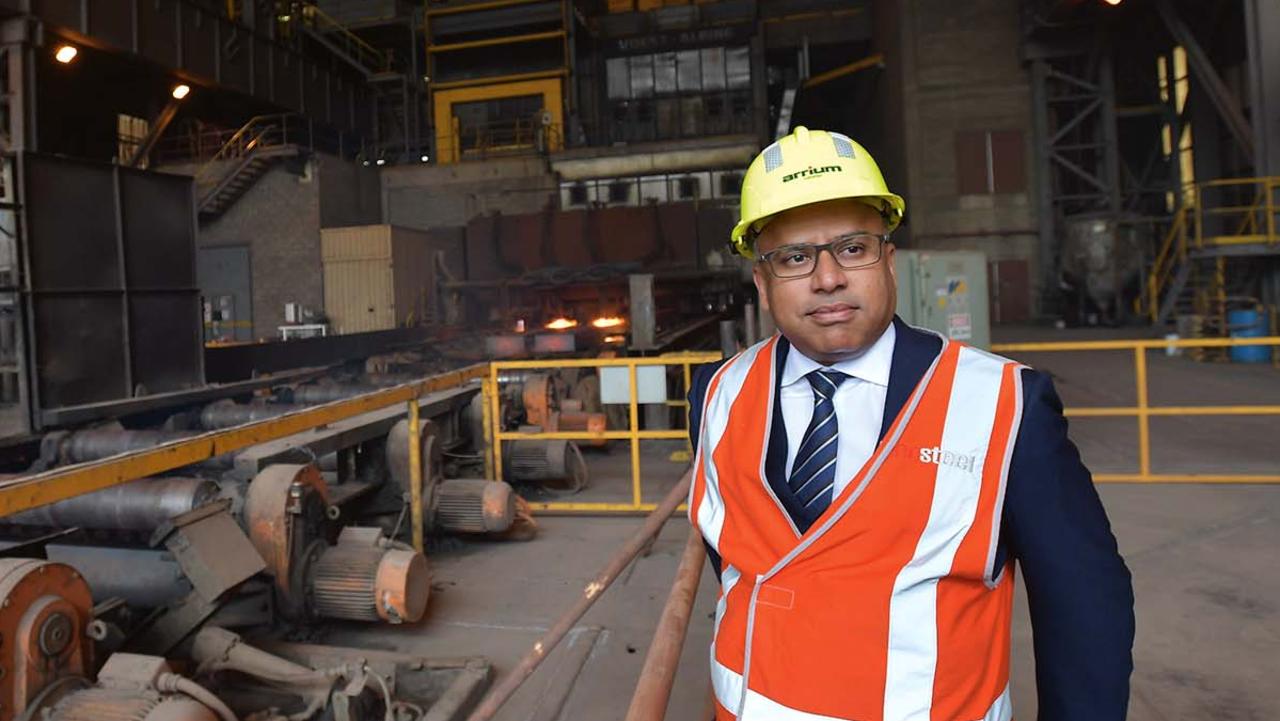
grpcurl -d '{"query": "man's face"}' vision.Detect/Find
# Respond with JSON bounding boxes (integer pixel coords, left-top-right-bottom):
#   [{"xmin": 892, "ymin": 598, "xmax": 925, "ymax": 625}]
[{"xmin": 752, "ymin": 199, "xmax": 897, "ymax": 364}]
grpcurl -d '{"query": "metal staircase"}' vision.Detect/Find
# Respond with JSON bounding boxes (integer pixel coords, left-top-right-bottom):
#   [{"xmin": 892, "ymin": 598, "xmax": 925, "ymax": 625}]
[
  {"xmin": 193, "ymin": 115, "xmax": 304, "ymax": 223},
  {"xmin": 1140, "ymin": 176, "xmax": 1280, "ymax": 329}
]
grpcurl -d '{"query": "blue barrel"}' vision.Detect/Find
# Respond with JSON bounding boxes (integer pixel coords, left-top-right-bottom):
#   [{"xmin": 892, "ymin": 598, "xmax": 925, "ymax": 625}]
[{"xmin": 1227, "ymin": 309, "xmax": 1269, "ymax": 363}]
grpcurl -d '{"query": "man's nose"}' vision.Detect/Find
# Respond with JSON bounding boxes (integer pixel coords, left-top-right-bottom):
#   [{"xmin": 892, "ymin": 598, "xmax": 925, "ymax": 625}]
[{"xmin": 809, "ymin": 248, "xmax": 848, "ymax": 292}]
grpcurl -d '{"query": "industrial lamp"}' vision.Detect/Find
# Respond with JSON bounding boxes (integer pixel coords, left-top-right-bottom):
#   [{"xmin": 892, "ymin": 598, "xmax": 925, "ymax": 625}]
[
  {"xmin": 171, "ymin": 84, "xmax": 191, "ymax": 100},
  {"xmin": 54, "ymin": 44, "xmax": 78, "ymax": 64}
]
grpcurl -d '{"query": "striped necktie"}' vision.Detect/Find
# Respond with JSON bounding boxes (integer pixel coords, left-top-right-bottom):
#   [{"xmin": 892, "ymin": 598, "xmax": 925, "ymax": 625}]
[{"xmin": 788, "ymin": 369, "xmax": 848, "ymax": 515}]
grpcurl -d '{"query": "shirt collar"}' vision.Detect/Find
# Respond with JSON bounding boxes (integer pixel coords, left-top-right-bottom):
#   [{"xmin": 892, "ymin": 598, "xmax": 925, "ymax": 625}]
[{"xmin": 780, "ymin": 321, "xmax": 896, "ymax": 389}]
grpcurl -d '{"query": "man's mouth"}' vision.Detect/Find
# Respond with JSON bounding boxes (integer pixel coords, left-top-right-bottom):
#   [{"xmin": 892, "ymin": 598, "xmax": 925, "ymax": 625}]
[{"xmin": 806, "ymin": 302, "xmax": 859, "ymax": 323}]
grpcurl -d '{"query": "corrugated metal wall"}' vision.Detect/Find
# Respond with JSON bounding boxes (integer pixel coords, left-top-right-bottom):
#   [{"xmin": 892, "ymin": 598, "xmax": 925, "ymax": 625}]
[
  {"xmin": 321, "ymin": 225, "xmax": 461, "ymax": 333},
  {"xmin": 464, "ymin": 202, "xmax": 735, "ymax": 280},
  {"xmin": 322, "ymin": 226, "xmax": 397, "ymax": 334}
]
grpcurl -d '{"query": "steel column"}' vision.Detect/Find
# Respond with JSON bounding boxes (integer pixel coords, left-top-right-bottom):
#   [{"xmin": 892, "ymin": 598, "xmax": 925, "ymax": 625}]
[
  {"xmin": 1030, "ymin": 59, "xmax": 1059, "ymax": 302},
  {"xmin": 1245, "ymin": 0, "xmax": 1280, "ymax": 176},
  {"xmin": 1153, "ymin": 0, "xmax": 1254, "ymax": 160}
]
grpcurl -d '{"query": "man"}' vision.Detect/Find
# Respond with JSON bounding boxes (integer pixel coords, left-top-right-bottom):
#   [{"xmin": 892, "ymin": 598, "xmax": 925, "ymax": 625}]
[{"xmin": 687, "ymin": 127, "xmax": 1134, "ymax": 721}]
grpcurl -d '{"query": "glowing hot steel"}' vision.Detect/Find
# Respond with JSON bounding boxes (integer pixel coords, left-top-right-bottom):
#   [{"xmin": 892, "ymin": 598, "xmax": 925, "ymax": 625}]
[
  {"xmin": 545, "ymin": 317, "xmax": 578, "ymax": 330},
  {"xmin": 591, "ymin": 316, "xmax": 625, "ymax": 329}
]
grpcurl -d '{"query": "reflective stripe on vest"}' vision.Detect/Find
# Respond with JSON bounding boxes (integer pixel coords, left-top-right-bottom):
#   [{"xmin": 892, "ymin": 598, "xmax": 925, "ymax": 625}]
[{"xmin": 689, "ymin": 333, "xmax": 1025, "ymax": 721}]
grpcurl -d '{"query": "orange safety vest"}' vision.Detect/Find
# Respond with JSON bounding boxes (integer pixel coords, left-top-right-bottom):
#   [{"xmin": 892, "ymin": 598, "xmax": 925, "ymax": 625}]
[{"xmin": 689, "ymin": 333, "xmax": 1026, "ymax": 721}]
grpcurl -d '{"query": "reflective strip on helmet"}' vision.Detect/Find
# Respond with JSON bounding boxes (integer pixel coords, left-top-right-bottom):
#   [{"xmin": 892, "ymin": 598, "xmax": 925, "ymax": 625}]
[
  {"xmin": 829, "ymin": 132, "xmax": 857, "ymax": 159},
  {"xmin": 763, "ymin": 142, "xmax": 784, "ymax": 172}
]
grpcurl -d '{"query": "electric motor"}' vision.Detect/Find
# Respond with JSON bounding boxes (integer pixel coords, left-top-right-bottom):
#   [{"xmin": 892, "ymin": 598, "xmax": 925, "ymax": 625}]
[{"xmin": 434, "ymin": 479, "xmax": 516, "ymax": 534}]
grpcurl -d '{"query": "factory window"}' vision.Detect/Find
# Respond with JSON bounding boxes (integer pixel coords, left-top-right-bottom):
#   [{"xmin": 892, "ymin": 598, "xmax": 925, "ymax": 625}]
[
  {"xmin": 603, "ymin": 45, "xmax": 753, "ymax": 142},
  {"xmin": 719, "ymin": 172, "xmax": 743, "ymax": 196},
  {"xmin": 117, "ymin": 114, "xmax": 149, "ymax": 164},
  {"xmin": 677, "ymin": 177, "xmax": 699, "ymax": 199},
  {"xmin": 608, "ymin": 180, "xmax": 632, "ymax": 203},
  {"xmin": 607, "ymin": 57, "xmax": 630, "ymax": 100},
  {"xmin": 569, "ymin": 183, "xmax": 589, "ymax": 206},
  {"xmin": 955, "ymin": 129, "xmax": 1025, "ymax": 195}
]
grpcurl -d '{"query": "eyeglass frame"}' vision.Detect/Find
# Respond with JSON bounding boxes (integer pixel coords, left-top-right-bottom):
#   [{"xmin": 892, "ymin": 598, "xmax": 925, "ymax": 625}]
[{"xmin": 753, "ymin": 232, "xmax": 893, "ymax": 279}]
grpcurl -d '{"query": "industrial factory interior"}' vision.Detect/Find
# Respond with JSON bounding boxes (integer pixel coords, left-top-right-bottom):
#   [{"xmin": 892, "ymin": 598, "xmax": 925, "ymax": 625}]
[{"xmin": 0, "ymin": 0, "xmax": 1275, "ymax": 719}]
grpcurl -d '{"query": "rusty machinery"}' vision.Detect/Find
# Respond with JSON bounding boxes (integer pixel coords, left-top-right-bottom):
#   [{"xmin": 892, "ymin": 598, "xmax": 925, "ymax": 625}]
[
  {"xmin": 481, "ymin": 372, "xmax": 599, "ymax": 494},
  {"xmin": 0, "ymin": 584, "xmax": 482, "ymax": 721},
  {"xmin": 0, "ymin": 558, "xmax": 94, "ymax": 720},
  {"xmin": 243, "ymin": 464, "xmax": 430, "ymax": 625}
]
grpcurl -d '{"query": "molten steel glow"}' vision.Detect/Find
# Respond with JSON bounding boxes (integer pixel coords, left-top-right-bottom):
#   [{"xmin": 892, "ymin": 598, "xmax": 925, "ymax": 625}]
[
  {"xmin": 545, "ymin": 317, "xmax": 578, "ymax": 330},
  {"xmin": 591, "ymin": 316, "xmax": 625, "ymax": 329},
  {"xmin": 604, "ymin": 334, "xmax": 626, "ymax": 344}
]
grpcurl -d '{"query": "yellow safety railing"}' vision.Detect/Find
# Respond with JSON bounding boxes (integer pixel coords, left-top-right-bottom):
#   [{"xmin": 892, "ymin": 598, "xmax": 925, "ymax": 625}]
[
  {"xmin": 990, "ymin": 336, "xmax": 1280, "ymax": 484},
  {"xmin": 1143, "ymin": 176, "xmax": 1280, "ymax": 322},
  {"xmin": 1190, "ymin": 176, "xmax": 1280, "ymax": 248},
  {"xmin": 1143, "ymin": 205, "xmax": 1190, "ymax": 323},
  {"xmin": 5, "ymin": 338, "xmax": 1273, "ymax": 536},
  {"xmin": 487, "ymin": 352, "xmax": 721, "ymax": 513}
]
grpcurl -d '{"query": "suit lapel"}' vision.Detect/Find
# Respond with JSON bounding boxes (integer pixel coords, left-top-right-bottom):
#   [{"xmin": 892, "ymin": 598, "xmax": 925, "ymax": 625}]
[{"xmin": 879, "ymin": 316, "xmax": 944, "ymax": 442}]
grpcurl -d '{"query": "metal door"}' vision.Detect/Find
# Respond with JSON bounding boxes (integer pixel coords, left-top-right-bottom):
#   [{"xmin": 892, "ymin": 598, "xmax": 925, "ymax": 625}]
[{"xmin": 198, "ymin": 247, "xmax": 253, "ymax": 342}]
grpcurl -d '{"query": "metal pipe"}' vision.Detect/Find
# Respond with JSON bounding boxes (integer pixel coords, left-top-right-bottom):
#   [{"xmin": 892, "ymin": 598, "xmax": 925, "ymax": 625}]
[
  {"xmin": 59, "ymin": 429, "xmax": 234, "ymax": 469},
  {"xmin": 2, "ymin": 477, "xmax": 220, "ymax": 531},
  {"xmin": 719, "ymin": 320, "xmax": 737, "ymax": 357},
  {"xmin": 465, "ymin": 470, "xmax": 692, "ymax": 721},
  {"xmin": 624, "ymin": 528, "xmax": 706, "ymax": 721},
  {"xmin": 408, "ymin": 398, "xmax": 424, "ymax": 554},
  {"xmin": 43, "ymin": 545, "xmax": 188, "ymax": 607},
  {"xmin": 743, "ymin": 302, "xmax": 757, "ymax": 346},
  {"xmin": 200, "ymin": 401, "xmax": 304, "ymax": 430},
  {"xmin": 289, "ymin": 384, "xmax": 383, "ymax": 404}
]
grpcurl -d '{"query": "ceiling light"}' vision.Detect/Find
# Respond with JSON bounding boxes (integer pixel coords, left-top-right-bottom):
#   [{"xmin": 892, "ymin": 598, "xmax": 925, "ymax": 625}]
[
  {"xmin": 54, "ymin": 45, "xmax": 78, "ymax": 64},
  {"xmin": 375, "ymin": 158, "xmax": 386, "ymax": 166},
  {"xmin": 420, "ymin": 155, "xmax": 429, "ymax": 162},
  {"xmin": 1102, "ymin": 0, "xmax": 1122, "ymax": 5},
  {"xmin": 171, "ymin": 84, "xmax": 191, "ymax": 100}
]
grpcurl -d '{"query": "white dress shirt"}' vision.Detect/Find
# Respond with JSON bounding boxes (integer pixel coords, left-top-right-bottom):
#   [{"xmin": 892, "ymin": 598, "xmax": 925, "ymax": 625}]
[{"xmin": 780, "ymin": 322, "xmax": 896, "ymax": 499}]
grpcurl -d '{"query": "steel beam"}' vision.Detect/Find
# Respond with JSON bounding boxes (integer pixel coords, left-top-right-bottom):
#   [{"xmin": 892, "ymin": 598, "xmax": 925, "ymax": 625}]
[
  {"xmin": 39, "ymin": 0, "xmax": 366, "ymax": 133},
  {"xmin": 1153, "ymin": 0, "xmax": 1254, "ymax": 160},
  {"xmin": 1030, "ymin": 59, "xmax": 1058, "ymax": 303},
  {"xmin": 1245, "ymin": 0, "xmax": 1280, "ymax": 175}
]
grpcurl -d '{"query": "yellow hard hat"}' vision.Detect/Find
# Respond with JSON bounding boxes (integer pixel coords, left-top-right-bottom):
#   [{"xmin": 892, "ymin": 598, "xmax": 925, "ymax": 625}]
[{"xmin": 730, "ymin": 127, "xmax": 905, "ymax": 259}]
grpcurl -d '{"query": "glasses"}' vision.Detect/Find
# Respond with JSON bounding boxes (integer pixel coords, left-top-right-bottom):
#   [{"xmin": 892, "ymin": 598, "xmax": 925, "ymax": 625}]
[{"xmin": 755, "ymin": 233, "xmax": 890, "ymax": 278}]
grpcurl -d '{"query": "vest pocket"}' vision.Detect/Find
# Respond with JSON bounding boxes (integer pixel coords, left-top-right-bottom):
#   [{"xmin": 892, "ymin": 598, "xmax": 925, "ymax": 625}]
[{"xmin": 756, "ymin": 583, "xmax": 795, "ymax": 610}]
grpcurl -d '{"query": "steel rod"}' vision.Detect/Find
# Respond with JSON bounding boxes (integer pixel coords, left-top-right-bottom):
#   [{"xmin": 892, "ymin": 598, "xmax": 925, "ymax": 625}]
[
  {"xmin": 465, "ymin": 470, "xmax": 692, "ymax": 721},
  {"xmin": 624, "ymin": 528, "xmax": 707, "ymax": 721}
]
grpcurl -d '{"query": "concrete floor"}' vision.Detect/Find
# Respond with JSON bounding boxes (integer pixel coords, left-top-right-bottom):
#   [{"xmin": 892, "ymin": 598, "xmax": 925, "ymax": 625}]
[{"xmin": 328, "ymin": 326, "xmax": 1279, "ymax": 721}]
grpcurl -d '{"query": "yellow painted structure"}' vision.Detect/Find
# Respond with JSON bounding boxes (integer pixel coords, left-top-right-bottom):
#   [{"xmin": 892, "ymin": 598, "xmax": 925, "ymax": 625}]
[
  {"xmin": 432, "ymin": 77, "xmax": 564, "ymax": 164},
  {"xmin": 3, "ymin": 338, "xmax": 1277, "ymax": 522},
  {"xmin": 1142, "ymin": 176, "xmax": 1280, "ymax": 323}
]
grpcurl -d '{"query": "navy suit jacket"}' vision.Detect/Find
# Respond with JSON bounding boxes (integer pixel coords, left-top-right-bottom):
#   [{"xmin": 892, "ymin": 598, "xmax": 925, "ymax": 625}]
[{"xmin": 688, "ymin": 317, "xmax": 1135, "ymax": 721}]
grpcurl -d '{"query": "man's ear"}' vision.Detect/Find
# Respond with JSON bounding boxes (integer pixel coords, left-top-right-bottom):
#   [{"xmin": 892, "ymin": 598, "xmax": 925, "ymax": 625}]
[{"xmin": 752, "ymin": 264, "xmax": 771, "ymax": 314}]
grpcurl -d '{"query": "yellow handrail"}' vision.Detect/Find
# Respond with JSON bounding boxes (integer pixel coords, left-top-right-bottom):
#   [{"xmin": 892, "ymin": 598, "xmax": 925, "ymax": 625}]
[
  {"xmin": 1143, "ymin": 176, "xmax": 1280, "ymax": 322},
  {"xmin": 193, "ymin": 116, "xmax": 280, "ymax": 186},
  {"xmin": 991, "ymin": 336, "xmax": 1280, "ymax": 484},
  {"xmin": 488, "ymin": 353, "xmax": 721, "ymax": 513},
  {"xmin": 1144, "ymin": 206, "xmax": 1188, "ymax": 322},
  {"xmin": 300, "ymin": 4, "xmax": 389, "ymax": 72}
]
